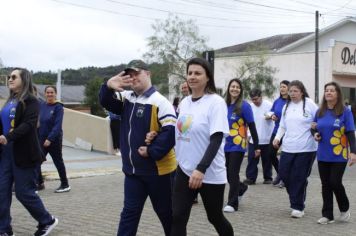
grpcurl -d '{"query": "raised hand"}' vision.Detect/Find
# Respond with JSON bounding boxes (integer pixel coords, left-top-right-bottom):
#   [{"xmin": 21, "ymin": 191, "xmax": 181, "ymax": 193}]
[{"xmin": 107, "ymin": 71, "xmax": 133, "ymax": 92}]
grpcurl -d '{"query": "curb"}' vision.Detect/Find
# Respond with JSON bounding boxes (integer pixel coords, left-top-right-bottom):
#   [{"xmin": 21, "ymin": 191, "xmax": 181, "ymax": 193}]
[{"xmin": 43, "ymin": 167, "xmax": 121, "ymax": 180}]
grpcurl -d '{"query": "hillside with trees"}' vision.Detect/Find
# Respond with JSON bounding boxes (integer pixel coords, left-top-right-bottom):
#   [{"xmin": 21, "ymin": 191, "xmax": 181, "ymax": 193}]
[{"xmin": 0, "ymin": 63, "xmax": 169, "ymax": 93}]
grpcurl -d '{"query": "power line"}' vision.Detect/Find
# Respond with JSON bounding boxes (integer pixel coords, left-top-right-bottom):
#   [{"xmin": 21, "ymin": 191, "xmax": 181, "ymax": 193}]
[
  {"xmin": 153, "ymin": 0, "xmax": 314, "ymax": 18},
  {"xmin": 51, "ymin": 0, "xmax": 157, "ymax": 21},
  {"xmin": 324, "ymin": 0, "xmax": 355, "ymax": 14},
  {"xmin": 104, "ymin": 0, "xmax": 313, "ymax": 23},
  {"xmin": 51, "ymin": 0, "xmax": 355, "ymax": 31},
  {"xmin": 284, "ymin": 0, "xmax": 330, "ymax": 9},
  {"xmin": 231, "ymin": 0, "xmax": 314, "ymax": 14}
]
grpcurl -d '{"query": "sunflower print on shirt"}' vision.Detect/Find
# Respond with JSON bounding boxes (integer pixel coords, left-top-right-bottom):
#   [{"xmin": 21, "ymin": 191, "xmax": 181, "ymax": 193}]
[
  {"xmin": 230, "ymin": 118, "xmax": 247, "ymax": 149},
  {"xmin": 9, "ymin": 107, "xmax": 16, "ymax": 132},
  {"xmin": 330, "ymin": 126, "xmax": 348, "ymax": 159}
]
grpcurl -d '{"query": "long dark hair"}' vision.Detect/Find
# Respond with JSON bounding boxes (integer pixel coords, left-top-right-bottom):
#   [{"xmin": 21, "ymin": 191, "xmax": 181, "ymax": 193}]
[
  {"xmin": 317, "ymin": 82, "xmax": 344, "ymax": 117},
  {"xmin": 225, "ymin": 78, "xmax": 243, "ymax": 116},
  {"xmin": 186, "ymin": 57, "xmax": 216, "ymax": 94},
  {"xmin": 5, "ymin": 68, "xmax": 34, "ymax": 106},
  {"xmin": 284, "ymin": 80, "xmax": 309, "ymax": 116},
  {"xmin": 279, "ymin": 80, "xmax": 290, "ymax": 98}
]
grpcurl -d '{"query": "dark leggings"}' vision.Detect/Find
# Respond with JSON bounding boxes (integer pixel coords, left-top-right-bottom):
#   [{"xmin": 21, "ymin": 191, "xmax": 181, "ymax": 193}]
[
  {"xmin": 268, "ymin": 134, "xmax": 281, "ymax": 173},
  {"xmin": 170, "ymin": 166, "xmax": 233, "ymax": 236},
  {"xmin": 318, "ymin": 161, "xmax": 349, "ymax": 220},
  {"xmin": 110, "ymin": 119, "xmax": 120, "ymax": 149},
  {"xmin": 225, "ymin": 151, "xmax": 246, "ymax": 209},
  {"xmin": 38, "ymin": 139, "xmax": 69, "ymax": 186}
]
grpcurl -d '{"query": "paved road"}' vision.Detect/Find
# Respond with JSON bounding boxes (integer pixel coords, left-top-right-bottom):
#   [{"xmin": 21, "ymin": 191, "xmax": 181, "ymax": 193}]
[{"xmin": 10, "ymin": 147, "xmax": 356, "ymax": 235}]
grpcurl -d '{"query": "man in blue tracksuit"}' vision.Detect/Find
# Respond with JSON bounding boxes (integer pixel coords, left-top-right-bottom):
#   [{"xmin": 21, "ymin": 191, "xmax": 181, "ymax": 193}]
[{"xmin": 99, "ymin": 60, "xmax": 176, "ymax": 236}]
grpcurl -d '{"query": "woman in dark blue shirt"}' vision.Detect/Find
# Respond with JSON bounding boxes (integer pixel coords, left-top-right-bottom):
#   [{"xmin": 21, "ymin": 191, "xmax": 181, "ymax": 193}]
[
  {"xmin": 268, "ymin": 80, "xmax": 289, "ymax": 187},
  {"xmin": 38, "ymin": 86, "xmax": 70, "ymax": 193}
]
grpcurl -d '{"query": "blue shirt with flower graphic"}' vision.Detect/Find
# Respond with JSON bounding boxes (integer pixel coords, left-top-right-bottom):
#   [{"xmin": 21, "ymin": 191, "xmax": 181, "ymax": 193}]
[
  {"xmin": 0, "ymin": 99, "xmax": 18, "ymax": 135},
  {"xmin": 224, "ymin": 100, "xmax": 254, "ymax": 153},
  {"xmin": 315, "ymin": 107, "xmax": 355, "ymax": 162}
]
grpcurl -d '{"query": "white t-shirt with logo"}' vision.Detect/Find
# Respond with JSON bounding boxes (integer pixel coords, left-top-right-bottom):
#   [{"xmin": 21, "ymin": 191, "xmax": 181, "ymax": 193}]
[
  {"xmin": 175, "ymin": 94, "xmax": 229, "ymax": 184},
  {"xmin": 279, "ymin": 97, "xmax": 318, "ymax": 153},
  {"xmin": 249, "ymin": 99, "xmax": 274, "ymax": 145}
]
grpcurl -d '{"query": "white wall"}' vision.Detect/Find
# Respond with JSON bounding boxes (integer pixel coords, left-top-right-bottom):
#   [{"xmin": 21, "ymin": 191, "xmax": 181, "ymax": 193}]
[
  {"xmin": 215, "ymin": 51, "xmax": 331, "ymax": 102},
  {"xmin": 287, "ymin": 22, "xmax": 356, "ymax": 53}
]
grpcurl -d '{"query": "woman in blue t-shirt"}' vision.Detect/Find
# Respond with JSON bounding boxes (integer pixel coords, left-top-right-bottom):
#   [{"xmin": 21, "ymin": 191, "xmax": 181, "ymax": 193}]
[
  {"xmin": 268, "ymin": 80, "xmax": 289, "ymax": 187},
  {"xmin": 223, "ymin": 78, "xmax": 260, "ymax": 213},
  {"xmin": 312, "ymin": 82, "xmax": 356, "ymax": 224}
]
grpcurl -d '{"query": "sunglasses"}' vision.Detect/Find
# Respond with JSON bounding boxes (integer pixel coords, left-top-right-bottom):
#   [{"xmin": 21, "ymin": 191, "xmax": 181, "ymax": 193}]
[{"xmin": 7, "ymin": 75, "xmax": 18, "ymax": 81}]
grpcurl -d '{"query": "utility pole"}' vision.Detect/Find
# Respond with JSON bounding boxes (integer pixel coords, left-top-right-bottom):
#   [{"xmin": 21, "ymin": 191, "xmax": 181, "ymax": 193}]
[
  {"xmin": 315, "ymin": 11, "xmax": 319, "ymax": 104},
  {"xmin": 57, "ymin": 70, "xmax": 62, "ymax": 101}
]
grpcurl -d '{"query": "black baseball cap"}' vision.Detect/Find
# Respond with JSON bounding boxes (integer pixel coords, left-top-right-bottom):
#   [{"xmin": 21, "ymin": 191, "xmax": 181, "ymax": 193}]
[{"xmin": 124, "ymin": 59, "xmax": 149, "ymax": 72}]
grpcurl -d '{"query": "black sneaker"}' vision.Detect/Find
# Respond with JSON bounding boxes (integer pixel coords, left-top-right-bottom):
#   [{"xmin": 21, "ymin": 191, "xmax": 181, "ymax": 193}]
[
  {"xmin": 263, "ymin": 179, "xmax": 273, "ymax": 184},
  {"xmin": 34, "ymin": 217, "xmax": 58, "ymax": 236},
  {"xmin": 0, "ymin": 230, "xmax": 14, "ymax": 236},
  {"xmin": 272, "ymin": 175, "xmax": 281, "ymax": 186},
  {"xmin": 37, "ymin": 183, "xmax": 45, "ymax": 191},
  {"xmin": 54, "ymin": 185, "xmax": 71, "ymax": 193},
  {"xmin": 243, "ymin": 179, "xmax": 255, "ymax": 185},
  {"xmin": 238, "ymin": 184, "xmax": 248, "ymax": 202},
  {"xmin": 192, "ymin": 197, "xmax": 198, "ymax": 204}
]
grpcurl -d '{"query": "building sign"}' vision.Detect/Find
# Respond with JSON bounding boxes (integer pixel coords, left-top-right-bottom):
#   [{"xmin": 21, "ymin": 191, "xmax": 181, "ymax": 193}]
[{"xmin": 333, "ymin": 41, "xmax": 356, "ymax": 76}]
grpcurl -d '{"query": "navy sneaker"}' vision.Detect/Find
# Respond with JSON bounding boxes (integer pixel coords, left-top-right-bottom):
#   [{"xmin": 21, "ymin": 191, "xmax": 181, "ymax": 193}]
[{"xmin": 34, "ymin": 217, "xmax": 58, "ymax": 236}]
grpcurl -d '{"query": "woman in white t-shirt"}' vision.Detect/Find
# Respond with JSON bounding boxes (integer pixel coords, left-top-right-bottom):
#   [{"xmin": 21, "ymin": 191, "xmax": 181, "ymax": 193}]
[
  {"xmin": 273, "ymin": 80, "xmax": 318, "ymax": 219},
  {"xmin": 171, "ymin": 58, "xmax": 233, "ymax": 236}
]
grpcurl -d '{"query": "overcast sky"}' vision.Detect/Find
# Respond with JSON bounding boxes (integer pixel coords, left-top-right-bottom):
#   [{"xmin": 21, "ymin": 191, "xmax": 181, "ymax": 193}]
[{"xmin": 1, "ymin": 0, "xmax": 355, "ymax": 71}]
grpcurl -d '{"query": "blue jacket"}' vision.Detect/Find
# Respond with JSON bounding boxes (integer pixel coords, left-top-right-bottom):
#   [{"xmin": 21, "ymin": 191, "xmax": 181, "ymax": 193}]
[
  {"xmin": 39, "ymin": 101, "xmax": 63, "ymax": 143},
  {"xmin": 99, "ymin": 84, "xmax": 177, "ymax": 176}
]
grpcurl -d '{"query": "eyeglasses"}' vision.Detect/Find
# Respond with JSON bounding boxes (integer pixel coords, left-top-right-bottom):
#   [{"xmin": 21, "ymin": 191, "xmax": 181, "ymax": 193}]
[{"xmin": 7, "ymin": 75, "xmax": 18, "ymax": 81}]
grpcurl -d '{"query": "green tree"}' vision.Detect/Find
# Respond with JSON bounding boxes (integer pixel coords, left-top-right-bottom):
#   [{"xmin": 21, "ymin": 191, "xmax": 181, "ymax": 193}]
[
  {"xmin": 84, "ymin": 77, "xmax": 106, "ymax": 117},
  {"xmin": 143, "ymin": 15, "xmax": 210, "ymax": 93},
  {"xmin": 149, "ymin": 63, "xmax": 169, "ymax": 95},
  {"xmin": 235, "ymin": 46, "xmax": 278, "ymax": 98}
]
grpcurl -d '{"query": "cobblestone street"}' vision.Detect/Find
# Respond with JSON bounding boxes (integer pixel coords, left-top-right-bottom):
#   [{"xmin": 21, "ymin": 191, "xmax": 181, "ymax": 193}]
[{"xmin": 11, "ymin": 157, "xmax": 356, "ymax": 236}]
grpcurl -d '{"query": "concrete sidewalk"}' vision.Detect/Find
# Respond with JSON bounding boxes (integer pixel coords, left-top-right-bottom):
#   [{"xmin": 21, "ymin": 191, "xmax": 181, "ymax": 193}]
[{"xmin": 41, "ymin": 146, "xmax": 122, "ymax": 179}]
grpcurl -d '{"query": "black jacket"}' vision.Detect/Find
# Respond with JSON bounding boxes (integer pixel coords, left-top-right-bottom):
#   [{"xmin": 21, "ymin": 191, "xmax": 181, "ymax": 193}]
[{"xmin": 0, "ymin": 95, "xmax": 44, "ymax": 168}]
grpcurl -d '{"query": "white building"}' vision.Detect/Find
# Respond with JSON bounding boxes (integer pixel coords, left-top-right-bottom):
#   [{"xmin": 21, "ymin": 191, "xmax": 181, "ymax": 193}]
[{"xmin": 214, "ymin": 17, "xmax": 356, "ymax": 104}]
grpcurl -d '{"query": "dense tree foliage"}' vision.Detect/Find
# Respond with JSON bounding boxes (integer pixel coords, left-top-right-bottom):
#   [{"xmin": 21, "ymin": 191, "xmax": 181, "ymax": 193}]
[
  {"xmin": 234, "ymin": 45, "xmax": 278, "ymax": 99},
  {"xmin": 84, "ymin": 77, "xmax": 106, "ymax": 117},
  {"xmin": 143, "ymin": 15, "xmax": 209, "ymax": 94}
]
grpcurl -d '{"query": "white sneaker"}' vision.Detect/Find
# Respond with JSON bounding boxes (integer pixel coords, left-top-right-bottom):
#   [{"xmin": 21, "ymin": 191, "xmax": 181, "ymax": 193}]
[
  {"xmin": 317, "ymin": 217, "xmax": 334, "ymax": 224},
  {"xmin": 223, "ymin": 205, "xmax": 236, "ymax": 213},
  {"xmin": 291, "ymin": 209, "xmax": 304, "ymax": 218},
  {"xmin": 337, "ymin": 211, "xmax": 350, "ymax": 222}
]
